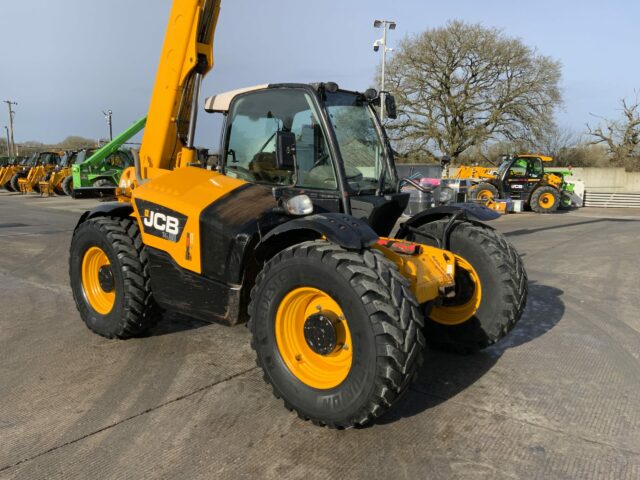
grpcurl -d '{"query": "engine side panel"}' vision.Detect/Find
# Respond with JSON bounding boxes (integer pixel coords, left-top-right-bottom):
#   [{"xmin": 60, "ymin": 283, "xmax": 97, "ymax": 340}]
[
  {"xmin": 130, "ymin": 167, "xmax": 247, "ymax": 274},
  {"xmin": 199, "ymin": 183, "xmax": 279, "ymax": 283}
]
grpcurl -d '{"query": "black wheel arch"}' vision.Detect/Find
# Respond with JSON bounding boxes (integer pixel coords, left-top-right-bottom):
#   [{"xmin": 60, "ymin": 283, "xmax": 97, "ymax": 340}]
[
  {"xmin": 397, "ymin": 204, "xmax": 499, "ymax": 241},
  {"xmin": 74, "ymin": 202, "xmax": 134, "ymax": 233},
  {"xmin": 256, "ymin": 213, "xmax": 379, "ymax": 260}
]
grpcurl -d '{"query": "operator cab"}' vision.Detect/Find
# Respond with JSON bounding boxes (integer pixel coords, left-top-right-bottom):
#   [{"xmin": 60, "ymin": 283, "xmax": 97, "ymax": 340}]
[
  {"xmin": 205, "ymin": 82, "xmax": 408, "ymax": 236},
  {"xmin": 497, "ymin": 154, "xmax": 550, "ymax": 200}
]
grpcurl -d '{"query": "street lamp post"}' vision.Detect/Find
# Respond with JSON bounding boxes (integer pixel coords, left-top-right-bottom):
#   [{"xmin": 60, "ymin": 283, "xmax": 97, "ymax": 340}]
[
  {"xmin": 4, "ymin": 126, "xmax": 10, "ymax": 157},
  {"xmin": 102, "ymin": 109, "xmax": 113, "ymax": 141},
  {"xmin": 373, "ymin": 20, "xmax": 396, "ymax": 121},
  {"xmin": 3, "ymin": 100, "xmax": 17, "ymax": 157}
]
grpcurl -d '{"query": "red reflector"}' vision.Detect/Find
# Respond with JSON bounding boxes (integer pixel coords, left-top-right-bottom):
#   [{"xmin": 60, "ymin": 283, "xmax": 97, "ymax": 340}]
[{"xmin": 377, "ymin": 239, "xmax": 420, "ymax": 255}]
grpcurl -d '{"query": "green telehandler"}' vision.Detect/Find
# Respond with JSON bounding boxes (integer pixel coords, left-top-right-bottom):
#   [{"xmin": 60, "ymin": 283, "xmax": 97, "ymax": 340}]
[{"xmin": 70, "ymin": 116, "xmax": 146, "ymax": 198}]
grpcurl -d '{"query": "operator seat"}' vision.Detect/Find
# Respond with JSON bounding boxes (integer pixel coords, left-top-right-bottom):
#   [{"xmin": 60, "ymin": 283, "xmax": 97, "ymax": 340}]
[{"xmin": 249, "ymin": 152, "xmax": 293, "ymax": 184}]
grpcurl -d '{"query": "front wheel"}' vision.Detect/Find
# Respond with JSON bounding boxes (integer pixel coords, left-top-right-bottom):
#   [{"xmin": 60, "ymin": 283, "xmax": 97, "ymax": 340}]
[
  {"xmin": 9, "ymin": 174, "xmax": 21, "ymax": 193},
  {"xmin": 249, "ymin": 240, "xmax": 425, "ymax": 428},
  {"xmin": 530, "ymin": 186, "xmax": 559, "ymax": 213},
  {"xmin": 3, "ymin": 177, "xmax": 15, "ymax": 192},
  {"xmin": 403, "ymin": 219, "xmax": 527, "ymax": 353},
  {"xmin": 69, "ymin": 216, "xmax": 160, "ymax": 338},
  {"xmin": 93, "ymin": 178, "xmax": 117, "ymax": 188},
  {"xmin": 61, "ymin": 175, "xmax": 73, "ymax": 196},
  {"xmin": 469, "ymin": 182, "xmax": 499, "ymax": 202}
]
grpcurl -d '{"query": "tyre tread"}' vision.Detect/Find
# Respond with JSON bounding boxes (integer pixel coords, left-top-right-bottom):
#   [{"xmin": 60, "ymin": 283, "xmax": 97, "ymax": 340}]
[{"xmin": 248, "ymin": 240, "xmax": 425, "ymax": 429}]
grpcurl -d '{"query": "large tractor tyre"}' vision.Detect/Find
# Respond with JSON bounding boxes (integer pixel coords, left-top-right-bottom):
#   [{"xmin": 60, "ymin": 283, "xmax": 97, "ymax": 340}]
[
  {"xmin": 469, "ymin": 182, "xmax": 499, "ymax": 202},
  {"xmin": 69, "ymin": 216, "xmax": 160, "ymax": 339},
  {"xmin": 9, "ymin": 174, "xmax": 21, "ymax": 193},
  {"xmin": 93, "ymin": 178, "xmax": 117, "ymax": 188},
  {"xmin": 559, "ymin": 192, "xmax": 572, "ymax": 210},
  {"xmin": 403, "ymin": 219, "xmax": 527, "ymax": 353},
  {"xmin": 249, "ymin": 240, "xmax": 425, "ymax": 429},
  {"xmin": 61, "ymin": 176, "xmax": 74, "ymax": 196},
  {"xmin": 530, "ymin": 186, "xmax": 560, "ymax": 213},
  {"xmin": 3, "ymin": 178, "xmax": 15, "ymax": 192}
]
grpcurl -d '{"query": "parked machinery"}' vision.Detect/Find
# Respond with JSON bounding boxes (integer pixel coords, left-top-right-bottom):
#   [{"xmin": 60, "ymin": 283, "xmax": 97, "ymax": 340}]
[
  {"xmin": 17, "ymin": 152, "xmax": 64, "ymax": 194},
  {"xmin": 70, "ymin": 117, "xmax": 146, "ymax": 198},
  {"xmin": 0, "ymin": 156, "xmax": 32, "ymax": 191},
  {"xmin": 39, "ymin": 151, "xmax": 78, "ymax": 196},
  {"xmin": 68, "ymin": 0, "xmax": 527, "ymax": 428},
  {"xmin": 454, "ymin": 155, "xmax": 572, "ymax": 213},
  {"xmin": 1, "ymin": 152, "xmax": 62, "ymax": 193}
]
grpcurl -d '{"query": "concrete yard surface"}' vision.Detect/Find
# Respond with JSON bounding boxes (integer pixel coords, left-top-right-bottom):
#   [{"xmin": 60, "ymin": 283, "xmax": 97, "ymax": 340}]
[{"xmin": 1, "ymin": 191, "xmax": 639, "ymax": 479}]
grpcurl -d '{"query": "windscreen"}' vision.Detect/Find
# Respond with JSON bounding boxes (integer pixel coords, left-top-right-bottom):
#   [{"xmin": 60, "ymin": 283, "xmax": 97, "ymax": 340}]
[{"xmin": 324, "ymin": 91, "xmax": 396, "ymax": 193}]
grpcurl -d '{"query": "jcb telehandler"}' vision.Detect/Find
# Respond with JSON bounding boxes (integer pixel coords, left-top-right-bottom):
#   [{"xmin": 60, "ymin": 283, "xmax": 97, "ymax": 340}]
[
  {"xmin": 2, "ymin": 152, "xmax": 62, "ymax": 192},
  {"xmin": 39, "ymin": 151, "xmax": 77, "ymax": 196},
  {"xmin": 17, "ymin": 152, "xmax": 64, "ymax": 194},
  {"xmin": 457, "ymin": 154, "xmax": 570, "ymax": 213},
  {"xmin": 69, "ymin": 0, "xmax": 527, "ymax": 428},
  {"xmin": 0, "ymin": 156, "xmax": 32, "ymax": 191}
]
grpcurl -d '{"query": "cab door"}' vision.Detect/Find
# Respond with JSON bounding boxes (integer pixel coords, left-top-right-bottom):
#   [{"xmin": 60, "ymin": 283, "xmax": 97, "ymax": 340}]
[
  {"xmin": 503, "ymin": 158, "xmax": 530, "ymax": 199},
  {"xmin": 223, "ymin": 87, "xmax": 342, "ymax": 214}
]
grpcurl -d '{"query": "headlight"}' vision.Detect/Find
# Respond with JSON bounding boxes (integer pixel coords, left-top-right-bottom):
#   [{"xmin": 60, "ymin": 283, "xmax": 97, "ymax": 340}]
[
  {"xmin": 439, "ymin": 188, "xmax": 454, "ymax": 203},
  {"xmin": 284, "ymin": 194, "xmax": 313, "ymax": 216}
]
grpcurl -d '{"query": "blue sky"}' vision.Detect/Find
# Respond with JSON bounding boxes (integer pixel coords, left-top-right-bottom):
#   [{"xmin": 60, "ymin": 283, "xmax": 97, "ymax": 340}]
[{"xmin": 1, "ymin": 0, "xmax": 638, "ymax": 149}]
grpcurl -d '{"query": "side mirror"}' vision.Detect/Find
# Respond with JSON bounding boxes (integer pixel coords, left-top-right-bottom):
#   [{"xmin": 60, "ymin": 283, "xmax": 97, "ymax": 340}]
[
  {"xmin": 276, "ymin": 131, "xmax": 296, "ymax": 170},
  {"xmin": 385, "ymin": 94, "xmax": 397, "ymax": 119}
]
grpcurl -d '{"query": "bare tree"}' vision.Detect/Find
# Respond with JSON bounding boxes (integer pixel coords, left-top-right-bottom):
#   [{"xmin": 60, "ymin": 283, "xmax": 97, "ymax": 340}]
[
  {"xmin": 382, "ymin": 21, "xmax": 563, "ymax": 162},
  {"xmin": 587, "ymin": 95, "xmax": 640, "ymax": 171}
]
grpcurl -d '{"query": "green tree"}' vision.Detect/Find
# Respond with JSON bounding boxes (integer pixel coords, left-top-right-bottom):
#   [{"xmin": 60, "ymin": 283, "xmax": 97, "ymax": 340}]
[
  {"xmin": 59, "ymin": 136, "xmax": 98, "ymax": 150},
  {"xmin": 383, "ymin": 21, "xmax": 563, "ymax": 162}
]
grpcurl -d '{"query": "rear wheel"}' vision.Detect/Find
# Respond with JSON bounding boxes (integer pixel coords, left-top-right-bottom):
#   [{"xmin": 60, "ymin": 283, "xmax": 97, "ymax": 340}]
[
  {"xmin": 3, "ymin": 177, "xmax": 15, "ymax": 192},
  {"xmin": 69, "ymin": 216, "xmax": 160, "ymax": 338},
  {"xmin": 469, "ymin": 182, "xmax": 499, "ymax": 202},
  {"xmin": 61, "ymin": 175, "xmax": 74, "ymax": 196},
  {"xmin": 9, "ymin": 174, "xmax": 21, "ymax": 193},
  {"xmin": 249, "ymin": 240, "xmax": 425, "ymax": 428},
  {"xmin": 403, "ymin": 219, "xmax": 527, "ymax": 353},
  {"xmin": 559, "ymin": 191, "xmax": 572, "ymax": 210},
  {"xmin": 530, "ymin": 186, "xmax": 559, "ymax": 213},
  {"xmin": 93, "ymin": 178, "xmax": 117, "ymax": 188}
]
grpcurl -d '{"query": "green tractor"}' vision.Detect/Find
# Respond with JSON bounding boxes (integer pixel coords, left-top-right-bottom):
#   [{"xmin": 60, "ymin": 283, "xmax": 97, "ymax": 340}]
[{"xmin": 70, "ymin": 116, "xmax": 146, "ymax": 198}]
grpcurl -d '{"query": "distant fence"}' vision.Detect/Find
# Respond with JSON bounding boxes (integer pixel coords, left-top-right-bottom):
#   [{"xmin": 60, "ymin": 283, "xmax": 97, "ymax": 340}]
[{"xmin": 584, "ymin": 192, "xmax": 640, "ymax": 208}]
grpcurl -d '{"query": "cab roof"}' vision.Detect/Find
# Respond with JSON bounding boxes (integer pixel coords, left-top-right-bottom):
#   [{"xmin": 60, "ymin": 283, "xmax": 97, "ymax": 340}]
[
  {"xmin": 204, "ymin": 82, "xmax": 361, "ymax": 114},
  {"xmin": 517, "ymin": 154, "xmax": 553, "ymax": 162},
  {"xmin": 204, "ymin": 84, "xmax": 270, "ymax": 113}
]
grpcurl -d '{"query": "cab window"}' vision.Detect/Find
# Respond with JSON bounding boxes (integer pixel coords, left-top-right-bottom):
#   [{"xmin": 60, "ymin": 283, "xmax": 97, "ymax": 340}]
[
  {"xmin": 528, "ymin": 157, "xmax": 544, "ymax": 178},
  {"xmin": 107, "ymin": 153, "xmax": 124, "ymax": 168},
  {"xmin": 224, "ymin": 89, "xmax": 337, "ymax": 190},
  {"xmin": 508, "ymin": 158, "xmax": 528, "ymax": 177}
]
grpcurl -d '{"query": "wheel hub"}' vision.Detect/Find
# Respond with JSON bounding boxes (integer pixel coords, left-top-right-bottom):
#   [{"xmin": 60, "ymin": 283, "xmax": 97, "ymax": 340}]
[
  {"xmin": 98, "ymin": 265, "xmax": 115, "ymax": 292},
  {"xmin": 303, "ymin": 312, "xmax": 339, "ymax": 355}
]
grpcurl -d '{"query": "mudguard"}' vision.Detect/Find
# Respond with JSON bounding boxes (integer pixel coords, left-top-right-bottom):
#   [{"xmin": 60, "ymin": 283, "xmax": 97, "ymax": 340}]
[
  {"xmin": 396, "ymin": 204, "xmax": 499, "ymax": 239},
  {"xmin": 74, "ymin": 202, "xmax": 133, "ymax": 230},
  {"xmin": 259, "ymin": 212, "xmax": 379, "ymax": 252},
  {"xmin": 405, "ymin": 204, "xmax": 498, "ymax": 226}
]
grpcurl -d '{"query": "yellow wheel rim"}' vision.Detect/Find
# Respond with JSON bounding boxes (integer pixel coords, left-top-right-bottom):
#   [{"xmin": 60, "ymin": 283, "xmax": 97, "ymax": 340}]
[
  {"xmin": 476, "ymin": 189, "xmax": 494, "ymax": 201},
  {"xmin": 275, "ymin": 287, "xmax": 352, "ymax": 390},
  {"xmin": 431, "ymin": 255, "xmax": 482, "ymax": 326},
  {"xmin": 539, "ymin": 192, "xmax": 556, "ymax": 207},
  {"xmin": 81, "ymin": 246, "xmax": 115, "ymax": 315}
]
